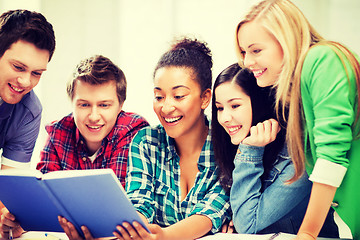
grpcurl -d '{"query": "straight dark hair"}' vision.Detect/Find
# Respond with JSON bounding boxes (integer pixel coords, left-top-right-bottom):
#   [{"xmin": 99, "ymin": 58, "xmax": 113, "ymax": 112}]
[{"xmin": 211, "ymin": 63, "xmax": 286, "ymax": 191}]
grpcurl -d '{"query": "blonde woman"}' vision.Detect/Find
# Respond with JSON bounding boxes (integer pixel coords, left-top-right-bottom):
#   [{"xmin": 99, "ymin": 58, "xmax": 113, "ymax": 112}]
[{"xmin": 235, "ymin": 0, "xmax": 360, "ymax": 239}]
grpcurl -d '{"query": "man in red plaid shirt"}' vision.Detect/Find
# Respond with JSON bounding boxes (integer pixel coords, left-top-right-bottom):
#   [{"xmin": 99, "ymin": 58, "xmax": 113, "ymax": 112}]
[
  {"xmin": 36, "ymin": 55, "xmax": 149, "ymax": 188},
  {"xmin": 2, "ymin": 55, "xmax": 149, "ymax": 238}
]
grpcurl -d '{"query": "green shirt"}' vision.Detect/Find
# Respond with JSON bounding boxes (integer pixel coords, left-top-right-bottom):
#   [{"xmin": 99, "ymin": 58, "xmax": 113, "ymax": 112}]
[
  {"xmin": 125, "ymin": 121, "xmax": 231, "ymax": 233},
  {"xmin": 301, "ymin": 44, "xmax": 360, "ymax": 238}
]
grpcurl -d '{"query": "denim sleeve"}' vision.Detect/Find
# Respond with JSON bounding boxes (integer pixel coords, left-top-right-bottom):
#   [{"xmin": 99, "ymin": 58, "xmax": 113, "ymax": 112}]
[{"xmin": 230, "ymin": 144, "xmax": 312, "ymax": 233}]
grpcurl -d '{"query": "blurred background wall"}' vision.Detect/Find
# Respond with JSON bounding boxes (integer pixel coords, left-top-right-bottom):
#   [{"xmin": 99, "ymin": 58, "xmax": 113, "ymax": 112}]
[{"xmin": 1, "ymin": 0, "xmax": 359, "ymax": 237}]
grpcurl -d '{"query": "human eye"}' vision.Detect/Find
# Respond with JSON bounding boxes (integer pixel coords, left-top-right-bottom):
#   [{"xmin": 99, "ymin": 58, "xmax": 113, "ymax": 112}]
[
  {"xmin": 174, "ymin": 95, "xmax": 184, "ymax": 100},
  {"xmin": 78, "ymin": 103, "xmax": 89, "ymax": 108},
  {"xmin": 99, "ymin": 103, "xmax": 110, "ymax": 108},
  {"xmin": 215, "ymin": 104, "xmax": 224, "ymax": 111},
  {"xmin": 253, "ymin": 48, "xmax": 262, "ymax": 54},
  {"xmin": 32, "ymin": 71, "xmax": 42, "ymax": 77},
  {"xmin": 154, "ymin": 95, "xmax": 163, "ymax": 101},
  {"xmin": 13, "ymin": 64, "xmax": 24, "ymax": 71},
  {"xmin": 232, "ymin": 104, "xmax": 240, "ymax": 109}
]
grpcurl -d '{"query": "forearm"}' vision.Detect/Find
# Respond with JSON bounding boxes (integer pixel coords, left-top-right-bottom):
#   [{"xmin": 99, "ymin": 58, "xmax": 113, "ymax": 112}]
[
  {"xmin": 163, "ymin": 215, "xmax": 212, "ymax": 240},
  {"xmin": 297, "ymin": 182, "xmax": 337, "ymax": 239}
]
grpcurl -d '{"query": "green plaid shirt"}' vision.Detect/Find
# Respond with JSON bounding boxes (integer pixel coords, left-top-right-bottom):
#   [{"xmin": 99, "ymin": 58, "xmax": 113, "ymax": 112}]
[{"xmin": 126, "ymin": 120, "xmax": 231, "ymax": 233}]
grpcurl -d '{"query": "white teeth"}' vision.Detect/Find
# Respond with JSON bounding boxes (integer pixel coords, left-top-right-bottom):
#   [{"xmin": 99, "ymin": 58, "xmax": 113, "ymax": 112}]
[
  {"xmin": 10, "ymin": 84, "xmax": 23, "ymax": 92},
  {"xmin": 253, "ymin": 69, "xmax": 265, "ymax": 77},
  {"xmin": 228, "ymin": 126, "xmax": 241, "ymax": 132},
  {"xmin": 164, "ymin": 116, "xmax": 182, "ymax": 123},
  {"xmin": 88, "ymin": 126, "xmax": 101, "ymax": 129}
]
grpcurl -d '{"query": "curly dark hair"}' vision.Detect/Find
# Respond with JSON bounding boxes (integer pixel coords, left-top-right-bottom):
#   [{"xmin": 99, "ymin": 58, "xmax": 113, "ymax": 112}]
[{"xmin": 153, "ymin": 37, "xmax": 213, "ymax": 92}]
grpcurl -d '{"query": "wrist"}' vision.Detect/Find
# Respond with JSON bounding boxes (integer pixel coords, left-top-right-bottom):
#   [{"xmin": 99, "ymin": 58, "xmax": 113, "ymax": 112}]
[{"xmin": 297, "ymin": 232, "xmax": 317, "ymax": 240}]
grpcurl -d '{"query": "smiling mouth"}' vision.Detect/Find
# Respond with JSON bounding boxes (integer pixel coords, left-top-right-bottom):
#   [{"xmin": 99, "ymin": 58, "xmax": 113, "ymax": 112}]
[
  {"xmin": 164, "ymin": 116, "xmax": 183, "ymax": 123},
  {"xmin": 87, "ymin": 125, "xmax": 104, "ymax": 130},
  {"xmin": 9, "ymin": 83, "xmax": 25, "ymax": 93},
  {"xmin": 252, "ymin": 69, "xmax": 266, "ymax": 78},
  {"xmin": 228, "ymin": 126, "xmax": 241, "ymax": 135}
]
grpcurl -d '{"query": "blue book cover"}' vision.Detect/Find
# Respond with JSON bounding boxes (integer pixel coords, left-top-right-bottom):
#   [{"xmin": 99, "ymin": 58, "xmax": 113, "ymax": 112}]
[{"xmin": 0, "ymin": 168, "xmax": 149, "ymax": 238}]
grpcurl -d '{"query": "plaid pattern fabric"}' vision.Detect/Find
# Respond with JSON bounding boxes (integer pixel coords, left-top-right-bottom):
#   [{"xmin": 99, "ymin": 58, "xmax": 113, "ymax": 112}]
[
  {"xmin": 126, "ymin": 120, "xmax": 231, "ymax": 233},
  {"xmin": 37, "ymin": 111, "xmax": 149, "ymax": 187}
]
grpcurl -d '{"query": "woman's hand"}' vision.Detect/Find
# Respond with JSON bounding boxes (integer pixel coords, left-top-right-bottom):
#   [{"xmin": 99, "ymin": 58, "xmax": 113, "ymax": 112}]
[
  {"xmin": 58, "ymin": 216, "xmax": 95, "ymax": 240},
  {"xmin": 114, "ymin": 221, "xmax": 164, "ymax": 240},
  {"xmin": 0, "ymin": 207, "xmax": 24, "ymax": 239},
  {"xmin": 221, "ymin": 220, "xmax": 235, "ymax": 233},
  {"xmin": 242, "ymin": 119, "xmax": 280, "ymax": 147}
]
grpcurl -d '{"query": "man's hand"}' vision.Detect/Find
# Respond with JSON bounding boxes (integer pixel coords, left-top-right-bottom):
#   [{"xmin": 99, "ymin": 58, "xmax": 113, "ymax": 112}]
[{"xmin": 0, "ymin": 207, "xmax": 24, "ymax": 239}]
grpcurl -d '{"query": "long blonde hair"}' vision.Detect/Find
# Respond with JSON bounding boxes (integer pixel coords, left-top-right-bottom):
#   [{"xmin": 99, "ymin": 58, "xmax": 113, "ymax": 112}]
[{"xmin": 235, "ymin": 0, "xmax": 360, "ymax": 182}]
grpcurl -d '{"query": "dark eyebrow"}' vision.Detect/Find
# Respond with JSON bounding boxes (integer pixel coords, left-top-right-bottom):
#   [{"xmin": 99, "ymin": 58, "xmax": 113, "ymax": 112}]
[
  {"xmin": 12, "ymin": 59, "xmax": 47, "ymax": 71},
  {"xmin": 154, "ymin": 85, "xmax": 190, "ymax": 91},
  {"xmin": 228, "ymin": 98, "xmax": 244, "ymax": 102},
  {"xmin": 173, "ymin": 85, "xmax": 190, "ymax": 90}
]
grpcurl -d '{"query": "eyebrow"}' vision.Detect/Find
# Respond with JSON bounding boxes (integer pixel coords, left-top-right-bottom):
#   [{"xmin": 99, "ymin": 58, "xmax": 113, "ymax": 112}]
[
  {"xmin": 154, "ymin": 85, "xmax": 190, "ymax": 91},
  {"xmin": 12, "ymin": 60, "xmax": 47, "ymax": 71}
]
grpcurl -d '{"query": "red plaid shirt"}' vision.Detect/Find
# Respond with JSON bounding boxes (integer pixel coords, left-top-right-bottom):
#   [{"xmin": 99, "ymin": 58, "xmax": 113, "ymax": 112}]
[{"xmin": 36, "ymin": 111, "xmax": 149, "ymax": 187}]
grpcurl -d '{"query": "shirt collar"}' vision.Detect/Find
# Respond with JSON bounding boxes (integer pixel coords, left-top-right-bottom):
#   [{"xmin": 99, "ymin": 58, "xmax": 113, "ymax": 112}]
[{"xmin": 165, "ymin": 116, "xmax": 213, "ymax": 168}]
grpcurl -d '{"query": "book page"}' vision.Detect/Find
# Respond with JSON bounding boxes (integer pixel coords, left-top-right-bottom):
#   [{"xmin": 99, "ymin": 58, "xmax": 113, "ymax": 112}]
[
  {"xmin": 42, "ymin": 168, "xmax": 116, "ymax": 180},
  {"xmin": 198, "ymin": 233, "xmax": 276, "ymax": 240}
]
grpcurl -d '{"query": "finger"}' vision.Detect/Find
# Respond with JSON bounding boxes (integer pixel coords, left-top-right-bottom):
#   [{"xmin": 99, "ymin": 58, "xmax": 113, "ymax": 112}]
[
  {"xmin": 256, "ymin": 121, "xmax": 266, "ymax": 138},
  {"xmin": 249, "ymin": 125, "xmax": 258, "ymax": 138},
  {"xmin": 227, "ymin": 220, "xmax": 234, "ymax": 234},
  {"xmin": 262, "ymin": 120, "xmax": 272, "ymax": 142},
  {"xmin": 221, "ymin": 224, "xmax": 228, "ymax": 233},
  {"xmin": 1, "ymin": 209, "xmax": 15, "ymax": 222},
  {"xmin": 114, "ymin": 225, "xmax": 125, "ymax": 240},
  {"xmin": 122, "ymin": 222, "xmax": 139, "ymax": 239},
  {"xmin": 58, "ymin": 217, "xmax": 72, "ymax": 239},
  {"xmin": 81, "ymin": 226, "xmax": 94, "ymax": 240},
  {"xmin": 67, "ymin": 221, "xmax": 82, "ymax": 240},
  {"xmin": 133, "ymin": 221, "xmax": 151, "ymax": 239},
  {"xmin": 269, "ymin": 119, "xmax": 280, "ymax": 140},
  {"xmin": 116, "ymin": 225, "xmax": 132, "ymax": 240}
]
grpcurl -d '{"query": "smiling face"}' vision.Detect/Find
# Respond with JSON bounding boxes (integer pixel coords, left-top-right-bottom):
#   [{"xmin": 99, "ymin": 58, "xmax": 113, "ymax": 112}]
[
  {"xmin": 153, "ymin": 66, "xmax": 210, "ymax": 139},
  {"xmin": 215, "ymin": 81, "xmax": 252, "ymax": 145},
  {"xmin": 237, "ymin": 21, "xmax": 284, "ymax": 87},
  {"xmin": 0, "ymin": 40, "xmax": 50, "ymax": 104},
  {"xmin": 72, "ymin": 80, "xmax": 122, "ymax": 154}
]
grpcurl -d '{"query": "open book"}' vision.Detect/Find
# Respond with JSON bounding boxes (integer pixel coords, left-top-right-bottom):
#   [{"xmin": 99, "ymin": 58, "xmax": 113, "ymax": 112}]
[{"xmin": 0, "ymin": 168, "xmax": 149, "ymax": 238}]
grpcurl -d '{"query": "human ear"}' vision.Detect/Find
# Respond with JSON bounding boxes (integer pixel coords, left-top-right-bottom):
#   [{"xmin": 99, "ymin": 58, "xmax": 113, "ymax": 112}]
[{"xmin": 200, "ymin": 89, "xmax": 212, "ymax": 110}]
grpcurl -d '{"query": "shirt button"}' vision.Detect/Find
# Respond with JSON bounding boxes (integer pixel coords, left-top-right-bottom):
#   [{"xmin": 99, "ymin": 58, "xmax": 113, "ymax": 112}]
[{"xmin": 82, "ymin": 157, "xmax": 87, "ymax": 161}]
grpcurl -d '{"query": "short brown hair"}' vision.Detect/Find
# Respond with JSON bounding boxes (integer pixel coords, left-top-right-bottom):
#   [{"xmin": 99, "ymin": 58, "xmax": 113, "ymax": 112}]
[
  {"xmin": 0, "ymin": 9, "xmax": 56, "ymax": 61},
  {"xmin": 67, "ymin": 55, "xmax": 126, "ymax": 104}
]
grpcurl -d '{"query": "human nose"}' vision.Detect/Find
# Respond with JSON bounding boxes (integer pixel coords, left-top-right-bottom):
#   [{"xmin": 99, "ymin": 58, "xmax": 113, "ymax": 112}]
[
  {"xmin": 218, "ymin": 108, "xmax": 232, "ymax": 125},
  {"xmin": 243, "ymin": 53, "xmax": 255, "ymax": 68},
  {"xmin": 89, "ymin": 106, "xmax": 101, "ymax": 122},
  {"xmin": 17, "ymin": 74, "xmax": 31, "ymax": 88},
  {"xmin": 161, "ymin": 98, "xmax": 175, "ymax": 114}
]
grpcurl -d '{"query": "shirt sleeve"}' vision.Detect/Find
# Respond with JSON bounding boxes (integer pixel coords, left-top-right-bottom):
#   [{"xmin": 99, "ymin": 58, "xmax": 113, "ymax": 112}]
[
  {"xmin": 230, "ymin": 144, "xmax": 312, "ymax": 234},
  {"xmin": 2, "ymin": 109, "xmax": 41, "ymax": 168},
  {"xmin": 189, "ymin": 171, "xmax": 231, "ymax": 233},
  {"xmin": 301, "ymin": 45, "xmax": 357, "ymax": 184},
  {"xmin": 125, "ymin": 128, "xmax": 157, "ymax": 222},
  {"xmin": 36, "ymin": 125, "xmax": 63, "ymax": 173},
  {"xmin": 109, "ymin": 115, "xmax": 149, "ymax": 187}
]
